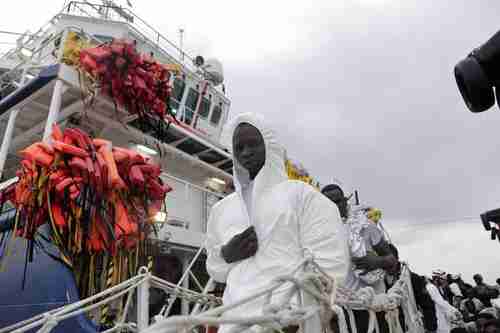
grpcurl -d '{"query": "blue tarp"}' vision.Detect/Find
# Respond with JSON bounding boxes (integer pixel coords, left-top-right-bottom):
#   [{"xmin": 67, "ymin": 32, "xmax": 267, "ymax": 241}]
[{"xmin": 0, "ymin": 222, "xmax": 98, "ymax": 332}]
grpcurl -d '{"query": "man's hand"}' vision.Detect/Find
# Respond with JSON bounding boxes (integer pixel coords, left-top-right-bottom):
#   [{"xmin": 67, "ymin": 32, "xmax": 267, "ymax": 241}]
[
  {"xmin": 352, "ymin": 254, "xmax": 384, "ymax": 273},
  {"xmin": 221, "ymin": 226, "xmax": 258, "ymax": 264},
  {"xmin": 352, "ymin": 253, "xmax": 396, "ymax": 273}
]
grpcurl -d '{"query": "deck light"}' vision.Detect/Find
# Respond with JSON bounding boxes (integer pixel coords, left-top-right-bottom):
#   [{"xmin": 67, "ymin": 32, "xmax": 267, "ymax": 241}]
[{"xmin": 135, "ymin": 144, "xmax": 158, "ymax": 156}]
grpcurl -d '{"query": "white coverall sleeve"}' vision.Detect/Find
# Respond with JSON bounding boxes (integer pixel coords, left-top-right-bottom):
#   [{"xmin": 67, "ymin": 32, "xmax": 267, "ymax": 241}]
[
  {"xmin": 205, "ymin": 204, "xmax": 236, "ymax": 283},
  {"xmin": 298, "ymin": 186, "xmax": 349, "ymax": 285},
  {"xmin": 427, "ymin": 284, "xmax": 458, "ymax": 314}
]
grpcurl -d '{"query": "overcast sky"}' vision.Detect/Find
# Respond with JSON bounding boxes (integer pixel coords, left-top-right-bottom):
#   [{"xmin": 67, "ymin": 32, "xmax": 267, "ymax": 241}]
[{"xmin": 1, "ymin": 0, "xmax": 499, "ymax": 282}]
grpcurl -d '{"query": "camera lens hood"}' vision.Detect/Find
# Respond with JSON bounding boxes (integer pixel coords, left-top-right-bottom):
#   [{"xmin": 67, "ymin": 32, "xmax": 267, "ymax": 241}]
[{"xmin": 455, "ymin": 56, "xmax": 495, "ymax": 113}]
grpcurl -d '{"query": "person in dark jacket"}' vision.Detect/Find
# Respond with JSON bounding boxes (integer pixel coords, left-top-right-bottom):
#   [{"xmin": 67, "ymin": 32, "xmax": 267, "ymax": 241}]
[
  {"xmin": 473, "ymin": 274, "xmax": 499, "ymax": 308},
  {"xmin": 385, "ymin": 243, "xmax": 438, "ymax": 333}
]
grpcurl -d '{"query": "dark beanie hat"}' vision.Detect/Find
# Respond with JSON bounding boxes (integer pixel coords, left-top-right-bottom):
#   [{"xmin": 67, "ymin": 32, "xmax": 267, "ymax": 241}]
[{"xmin": 321, "ymin": 184, "xmax": 344, "ymax": 195}]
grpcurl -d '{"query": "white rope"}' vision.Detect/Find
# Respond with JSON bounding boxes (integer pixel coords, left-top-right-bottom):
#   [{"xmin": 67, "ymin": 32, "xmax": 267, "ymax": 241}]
[
  {"xmin": 333, "ymin": 304, "xmax": 349, "ymax": 333},
  {"xmin": 35, "ymin": 315, "xmax": 58, "ymax": 333},
  {"xmin": 144, "ymin": 258, "xmax": 334, "ymax": 333},
  {"xmin": 3, "ymin": 259, "xmax": 425, "ymax": 333}
]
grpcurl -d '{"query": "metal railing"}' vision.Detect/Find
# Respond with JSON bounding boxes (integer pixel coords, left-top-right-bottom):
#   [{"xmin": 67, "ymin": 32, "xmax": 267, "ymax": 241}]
[
  {"xmin": 0, "ymin": 1, "xmax": 227, "ymax": 98},
  {"xmin": 0, "ymin": 27, "xmax": 107, "ymax": 97},
  {"xmin": 62, "ymin": 1, "xmax": 225, "ymax": 95}
]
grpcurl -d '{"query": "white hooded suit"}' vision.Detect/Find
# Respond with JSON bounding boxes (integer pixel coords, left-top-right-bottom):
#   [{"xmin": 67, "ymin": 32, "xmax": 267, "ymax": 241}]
[{"xmin": 205, "ymin": 113, "xmax": 349, "ymax": 332}]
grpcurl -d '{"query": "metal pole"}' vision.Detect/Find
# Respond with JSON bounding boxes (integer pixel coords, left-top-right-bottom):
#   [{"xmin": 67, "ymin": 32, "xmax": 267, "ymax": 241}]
[
  {"xmin": 181, "ymin": 257, "xmax": 190, "ymax": 315},
  {"xmin": 0, "ymin": 109, "xmax": 19, "ymax": 180},
  {"xmin": 0, "ymin": 65, "xmax": 31, "ymax": 180},
  {"xmin": 300, "ymin": 288, "xmax": 322, "ymax": 333},
  {"xmin": 179, "ymin": 29, "xmax": 184, "ymax": 62},
  {"xmin": 163, "ymin": 247, "xmax": 204, "ymax": 316},
  {"xmin": 137, "ymin": 275, "xmax": 150, "ymax": 331},
  {"xmin": 190, "ymin": 278, "xmax": 214, "ymax": 315},
  {"xmin": 42, "ymin": 80, "xmax": 64, "ymax": 142}
]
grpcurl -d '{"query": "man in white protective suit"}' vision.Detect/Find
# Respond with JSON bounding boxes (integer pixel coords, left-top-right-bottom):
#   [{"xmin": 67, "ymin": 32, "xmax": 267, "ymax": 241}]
[
  {"xmin": 426, "ymin": 277, "xmax": 461, "ymax": 333},
  {"xmin": 205, "ymin": 113, "xmax": 349, "ymax": 333}
]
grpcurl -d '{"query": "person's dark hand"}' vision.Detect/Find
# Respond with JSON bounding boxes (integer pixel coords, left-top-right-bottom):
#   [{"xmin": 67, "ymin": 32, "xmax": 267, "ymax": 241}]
[
  {"xmin": 220, "ymin": 226, "xmax": 258, "ymax": 264},
  {"xmin": 352, "ymin": 254, "xmax": 385, "ymax": 273}
]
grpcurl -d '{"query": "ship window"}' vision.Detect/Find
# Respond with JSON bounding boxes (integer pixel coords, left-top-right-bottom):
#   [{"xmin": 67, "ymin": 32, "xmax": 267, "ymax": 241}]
[
  {"xmin": 185, "ymin": 88, "xmax": 199, "ymax": 111},
  {"xmin": 172, "ymin": 78, "xmax": 185, "ymax": 102},
  {"xmin": 94, "ymin": 34, "xmax": 114, "ymax": 43},
  {"xmin": 169, "ymin": 99, "xmax": 179, "ymax": 115},
  {"xmin": 210, "ymin": 104, "xmax": 223, "ymax": 125},
  {"xmin": 198, "ymin": 97, "xmax": 210, "ymax": 118},
  {"xmin": 184, "ymin": 108, "xmax": 194, "ymax": 125}
]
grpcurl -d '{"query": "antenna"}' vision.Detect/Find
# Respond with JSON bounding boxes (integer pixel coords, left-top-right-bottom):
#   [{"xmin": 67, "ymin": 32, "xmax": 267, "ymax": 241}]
[
  {"xmin": 179, "ymin": 28, "xmax": 185, "ymax": 62},
  {"xmin": 331, "ymin": 177, "xmax": 343, "ymax": 186},
  {"xmin": 99, "ymin": 0, "xmax": 134, "ymax": 22}
]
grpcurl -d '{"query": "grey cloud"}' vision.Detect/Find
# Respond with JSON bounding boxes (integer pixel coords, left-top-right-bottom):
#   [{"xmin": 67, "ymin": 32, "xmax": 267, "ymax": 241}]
[{"xmin": 222, "ymin": 0, "xmax": 500, "ymax": 222}]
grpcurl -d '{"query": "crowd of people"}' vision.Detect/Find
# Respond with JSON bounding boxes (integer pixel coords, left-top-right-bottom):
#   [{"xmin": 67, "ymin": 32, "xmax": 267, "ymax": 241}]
[
  {"xmin": 204, "ymin": 112, "xmax": 500, "ymax": 333},
  {"xmin": 322, "ymin": 183, "xmax": 500, "ymax": 333}
]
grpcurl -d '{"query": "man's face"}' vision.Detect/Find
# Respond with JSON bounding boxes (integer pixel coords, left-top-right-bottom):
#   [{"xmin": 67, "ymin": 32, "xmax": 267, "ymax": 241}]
[
  {"xmin": 474, "ymin": 274, "xmax": 484, "ymax": 285},
  {"xmin": 233, "ymin": 123, "xmax": 266, "ymax": 180}
]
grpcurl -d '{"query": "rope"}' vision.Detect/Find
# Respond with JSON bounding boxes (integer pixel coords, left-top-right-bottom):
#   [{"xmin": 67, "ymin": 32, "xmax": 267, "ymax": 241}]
[
  {"xmin": 2, "ymin": 259, "xmax": 425, "ymax": 333},
  {"xmin": 35, "ymin": 315, "xmax": 58, "ymax": 333}
]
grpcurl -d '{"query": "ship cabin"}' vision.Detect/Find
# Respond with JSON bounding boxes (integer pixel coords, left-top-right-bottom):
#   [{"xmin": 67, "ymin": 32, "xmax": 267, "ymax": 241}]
[{"xmin": 0, "ymin": 1, "xmax": 233, "ymax": 324}]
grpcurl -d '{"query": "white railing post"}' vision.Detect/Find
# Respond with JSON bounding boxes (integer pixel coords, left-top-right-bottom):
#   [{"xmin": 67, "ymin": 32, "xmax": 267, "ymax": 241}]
[
  {"xmin": 301, "ymin": 284, "xmax": 323, "ymax": 333},
  {"xmin": 0, "ymin": 65, "xmax": 32, "ymax": 180},
  {"xmin": 137, "ymin": 272, "xmax": 150, "ymax": 331},
  {"xmin": 0, "ymin": 109, "xmax": 19, "ymax": 180},
  {"xmin": 42, "ymin": 79, "xmax": 64, "ymax": 142},
  {"xmin": 181, "ymin": 257, "xmax": 190, "ymax": 315},
  {"xmin": 300, "ymin": 260, "xmax": 323, "ymax": 333},
  {"xmin": 163, "ymin": 247, "xmax": 204, "ymax": 316}
]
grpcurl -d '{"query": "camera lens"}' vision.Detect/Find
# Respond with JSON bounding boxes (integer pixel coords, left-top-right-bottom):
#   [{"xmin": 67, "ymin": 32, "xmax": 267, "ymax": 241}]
[
  {"xmin": 481, "ymin": 213, "xmax": 492, "ymax": 231},
  {"xmin": 454, "ymin": 57, "xmax": 495, "ymax": 113}
]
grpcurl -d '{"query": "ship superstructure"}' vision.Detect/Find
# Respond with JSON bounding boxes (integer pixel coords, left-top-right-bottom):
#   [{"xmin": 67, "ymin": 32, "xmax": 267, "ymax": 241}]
[{"xmin": 0, "ymin": 1, "xmax": 233, "ymax": 326}]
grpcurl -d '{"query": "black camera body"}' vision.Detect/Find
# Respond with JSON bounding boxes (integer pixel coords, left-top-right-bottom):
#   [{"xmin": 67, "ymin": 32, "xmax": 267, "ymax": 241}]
[
  {"xmin": 455, "ymin": 31, "xmax": 500, "ymax": 243},
  {"xmin": 480, "ymin": 209, "xmax": 500, "ymax": 243},
  {"xmin": 455, "ymin": 30, "xmax": 500, "ymax": 113}
]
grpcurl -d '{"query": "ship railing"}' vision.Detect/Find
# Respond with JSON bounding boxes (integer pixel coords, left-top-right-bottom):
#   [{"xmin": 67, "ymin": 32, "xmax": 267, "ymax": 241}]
[
  {"xmin": 0, "ymin": 30, "xmax": 64, "ymax": 94},
  {"xmin": 61, "ymin": 1, "xmax": 221, "ymax": 93},
  {"xmin": 0, "ymin": 27, "xmax": 105, "ymax": 98},
  {"xmin": 0, "ymin": 256, "xmax": 330, "ymax": 333},
  {"xmin": 64, "ymin": 1, "xmax": 188, "ymax": 63},
  {"xmin": 0, "ymin": 1, "xmax": 68, "ymax": 63},
  {"xmin": 1, "ymin": 1, "xmax": 225, "ymax": 98}
]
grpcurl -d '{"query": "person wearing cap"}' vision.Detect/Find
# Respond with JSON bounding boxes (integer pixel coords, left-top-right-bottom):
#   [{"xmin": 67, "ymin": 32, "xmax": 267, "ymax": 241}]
[
  {"xmin": 322, "ymin": 184, "xmax": 397, "ymax": 333},
  {"xmin": 321, "ymin": 184, "xmax": 349, "ymax": 220},
  {"xmin": 427, "ymin": 275, "xmax": 462, "ymax": 333},
  {"xmin": 432, "ymin": 270, "xmax": 453, "ymax": 305}
]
